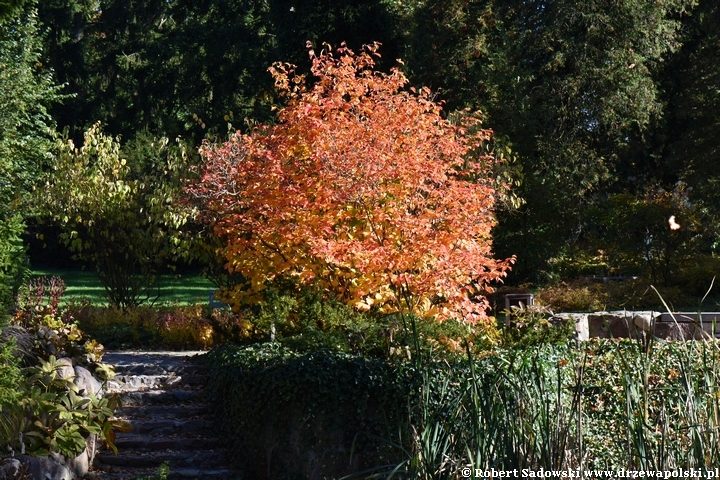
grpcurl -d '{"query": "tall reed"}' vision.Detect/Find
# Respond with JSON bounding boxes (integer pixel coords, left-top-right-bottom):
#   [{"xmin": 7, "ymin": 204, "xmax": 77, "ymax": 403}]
[{"xmin": 374, "ymin": 290, "xmax": 720, "ymax": 477}]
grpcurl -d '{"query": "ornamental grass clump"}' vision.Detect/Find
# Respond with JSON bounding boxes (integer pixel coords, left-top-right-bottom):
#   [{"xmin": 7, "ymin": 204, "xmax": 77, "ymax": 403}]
[{"xmin": 349, "ymin": 286, "xmax": 720, "ymax": 475}]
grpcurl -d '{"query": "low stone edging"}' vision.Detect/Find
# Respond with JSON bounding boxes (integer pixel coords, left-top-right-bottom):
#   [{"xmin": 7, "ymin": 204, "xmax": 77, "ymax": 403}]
[{"xmin": 552, "ymin": 310, "xmax": 720, "ymax": 340}]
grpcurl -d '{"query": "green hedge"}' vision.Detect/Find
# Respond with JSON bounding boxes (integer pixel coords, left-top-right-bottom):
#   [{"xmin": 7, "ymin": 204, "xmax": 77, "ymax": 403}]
[{"xmin": 203, "ymin": 344, "xmax": 420, "ymax": 479}]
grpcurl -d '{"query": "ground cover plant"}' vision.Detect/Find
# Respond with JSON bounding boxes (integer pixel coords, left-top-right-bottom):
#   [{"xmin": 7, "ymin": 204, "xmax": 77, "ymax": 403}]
[{"xmin": 0, "ymin": 276, "xmax": 126, "ymax": 462}]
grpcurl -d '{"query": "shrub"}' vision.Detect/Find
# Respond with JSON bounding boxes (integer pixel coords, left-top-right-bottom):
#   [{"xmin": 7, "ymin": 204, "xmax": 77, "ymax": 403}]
[
  {"xmin": 585, "ymin": 186, "xmax": 703, "ymax": 285},
  {"xmin": 203, "ymin": 344, "xmax": 418, "ymax": 479},
  {"xmin": 70, "ymin": 303, "xmax": 219, "ymax": 350},
  {"xmin": 0, "ymin": 355, "xmax": 126, "ymax": 458},
  {"xmin": 217, "ymin": 284, "xmax": 495, "ymax": 359},
  {"xmin": 0, "ymin": 276, "xmax": 124, "ymax": 460},
  {"xmin": 0, "ymin": 339, "xmax": 21, "ymax": 408},
  {"xmin": 12, "ymin": 276, "xmax": 105, "ymax": 366},
  {"xmin": 600, "ymin": 278, "xmax": 694, "ymax": 310},
  {"xmin": 185, "ymin": 43, "xmax": 513, "ymax": 324},
  {"xmin": 535, "ymin": 279, "xmax": 609, "ymax": 312},
  {"xmin": 0, "ymin": 215, "xmax": 29, "ymax": 317},
  {"xmin": 203, "ymin": 339, "xmax": 720, "ymax": 477},
  {"xmin": 675, "ymin": 254, "xmax": 720, "ymax": 297},
  {"xmin": 535, "ymin": 277, "xmax": 695, "ymax": 312},
  {"xmin": 39, "ymin": 126, "xmax": 196, "ymax": 308},
  {"xmin": 499, "ymin": 305, "xmax": 576, "ymax": 347}
]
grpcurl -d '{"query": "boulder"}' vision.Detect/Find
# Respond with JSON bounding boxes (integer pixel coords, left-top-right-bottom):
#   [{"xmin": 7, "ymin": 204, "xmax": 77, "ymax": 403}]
[
  {"xmin": 73, "ymin": 366, "xmax": 102, "ymax": 397},
  {"xmin": 0, "ymin": 458, "xmax": 29, "ymax": 480},
  {"xmin": 66, "ymin": 449, "xmax": 89, "ymax": 479},
  {"xmin": 550, "ymin": 313, "xmax": 589, "ymax": 341},
  {"xmin": 0, "ymin": 326, "xmax": 37, "ymax": 367},
  {"xmin": 587, "ymin": 311, "xmax": 633, "ymax": 338},
  {"xmin": 4, "ymin": 448, "xmax": 90, "ymax": 480},
  {"xmin": 653, "ymin": 321, "xmax": 700, "ymax": 341},
  {"xmin": 17, "ymin": 453, "xmax": 71, "ymax": 480},
  {"xmin": 55, "ymin": 358, "xmax": 74, "ymax": 381},
  {"xmin": 633, "ymin": 313, "xmax": 654, "ymax": 332}
]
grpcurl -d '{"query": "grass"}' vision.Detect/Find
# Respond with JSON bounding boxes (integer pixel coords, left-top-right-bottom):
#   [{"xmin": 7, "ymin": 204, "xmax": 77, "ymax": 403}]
[{"xmin": 31, "ymin": 268, "xmax": 216, "ymax": 306}]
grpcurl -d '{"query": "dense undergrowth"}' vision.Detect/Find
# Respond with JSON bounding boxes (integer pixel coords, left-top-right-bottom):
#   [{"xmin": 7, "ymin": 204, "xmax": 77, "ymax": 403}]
[
  {"xmin": 0, "ymin": 276, "xmax": 125, "ymax": 462},
  {"xmin": 204, "ymin": 337, "xmax": 720, "ymax": 479},
  {"xmin": 7, "ymin": 273, "xmax": 720, "ymax": 480},
  {"xmin": 497, "ymin": 277, "xmax": 720, "ymax": 313}
]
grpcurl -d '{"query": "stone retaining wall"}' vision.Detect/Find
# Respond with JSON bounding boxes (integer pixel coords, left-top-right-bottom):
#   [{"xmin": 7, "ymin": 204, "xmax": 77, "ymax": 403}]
[{"xmin": 552, "ymin": 311, "xmax": 720, "ymax": 340}]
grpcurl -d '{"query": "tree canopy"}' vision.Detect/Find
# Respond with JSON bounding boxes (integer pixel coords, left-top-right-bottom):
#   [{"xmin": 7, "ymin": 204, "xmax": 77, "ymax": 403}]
[{"xmin": 3, "ymin": 0, "xmax": 720, "ymax": 302}]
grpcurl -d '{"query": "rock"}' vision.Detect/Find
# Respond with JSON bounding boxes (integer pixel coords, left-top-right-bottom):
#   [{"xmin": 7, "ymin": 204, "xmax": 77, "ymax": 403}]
[
  {"xmin": 9, "ymin": 449, "xmax": 89, "ymax": 480},
  {"xmin": 0, "ymin": 326, "xmax": 38, "ymax": 367},
  {"xmin": 586, "ymin": 311, "xmax": 663, "ymax": 339},
  {"xmin": 587, "ymin": 311, "xmax": 629, "ymax": 338},
  {"xmin": 55, "ymin": 358, "xmax": 74, "ymax": 381},
  {"xmin": 654, "ymin": 321, "xmax": 698, "ymax": 341},
  {"xmin": 66, "ymin": 448, "xmax": 89, "ymax": 479},
  {"xmin": 73, "ymin": 366, "xmax": 102, "ymax": 397},
  {"xmin": 550, "ymin": 313, "xmax": 589, "ymax": 341},
  {"xmin": 18, "ymin": 453, "xmax": 72, "ymax": 480},
  {"xmin": 0, "ymin": 458, "xmax": 29, "ymax": 480},
  {"xmin": 633, "ymin": 313, "xmax": 653, "ymax": 332},
  {"xmin": 551, "ymin": 311, "xmax": 659, "ymax": 341}
]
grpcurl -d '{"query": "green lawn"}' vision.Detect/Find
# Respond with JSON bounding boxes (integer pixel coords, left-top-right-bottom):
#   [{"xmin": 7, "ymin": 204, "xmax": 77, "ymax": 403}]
[{"xmin": 31, "ymin": 268, "xmax": 216, "ymax": 306}]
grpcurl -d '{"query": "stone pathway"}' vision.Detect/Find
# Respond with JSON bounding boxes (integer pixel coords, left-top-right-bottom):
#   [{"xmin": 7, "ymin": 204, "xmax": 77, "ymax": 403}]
[{"xmin": 85, "ymin": 351, "xmax": 239, "ymax": 480}]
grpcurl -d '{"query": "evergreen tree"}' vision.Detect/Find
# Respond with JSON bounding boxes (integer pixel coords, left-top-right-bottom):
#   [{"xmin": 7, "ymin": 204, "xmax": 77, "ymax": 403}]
[{"xmin": 0, "ymin": 3, "xmax": 61, "ymax": 310}]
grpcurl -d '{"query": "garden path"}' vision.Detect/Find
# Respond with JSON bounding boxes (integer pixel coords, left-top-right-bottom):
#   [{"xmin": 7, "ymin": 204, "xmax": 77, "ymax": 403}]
[{"xmin": 85, "ymin": 351, "xmax": 239, "ymax": 480}]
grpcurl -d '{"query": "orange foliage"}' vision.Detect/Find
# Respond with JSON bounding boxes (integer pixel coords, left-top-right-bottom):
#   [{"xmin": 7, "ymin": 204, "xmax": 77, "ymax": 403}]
[{"xmin": 185, "ymin": 42, "xmax": 513, "ymax": 323}]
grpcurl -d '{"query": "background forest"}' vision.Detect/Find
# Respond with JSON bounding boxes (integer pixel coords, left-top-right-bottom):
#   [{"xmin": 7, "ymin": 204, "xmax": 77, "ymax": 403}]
[
  {"xmin": 3, "ymin": 1, "xmax": 720, "ymax": 475},
  {"xmin": 2, "ymin": 0, "xmax": 720, "ymax": 306}
]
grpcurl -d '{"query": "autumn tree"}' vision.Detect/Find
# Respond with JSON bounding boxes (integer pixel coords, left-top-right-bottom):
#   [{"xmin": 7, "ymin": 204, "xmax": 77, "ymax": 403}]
[{"xmin": 186, "ymin": 43, "xmax": 513, "ymax": 324}]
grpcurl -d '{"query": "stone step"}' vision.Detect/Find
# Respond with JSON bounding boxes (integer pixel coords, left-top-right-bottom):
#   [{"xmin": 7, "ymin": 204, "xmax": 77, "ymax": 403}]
[
  {"xmin": 115, "ymin": 403, "xmax": 212, "ymax": 419},
  {"xmin": 107, "ymin": 373, "xmax": 206, "ymax": 392},
  {"xmin": 102, "ymin": 351, "xmax": 206, "ymax": 373},
  {"xmin": 112, "ymin": 363, "xmax": 207, "ymax": 376},
  {"xmin": 113, "ymin": 433, "xmax": 220, "ymax": 451},
  {"xmin": 91, "ymin": 351, "xmax": 232, "ymax": 479},
  {"xmin": 167, "ymin": 468, "xmax": 242, "ymax": 479},
  {"xmin": 86, "ymin": 467, "xmax": 241, "ymax": 480},
  {"xmin": 97, "ymin": 450, "xmax": 227, "ymax": 469},
  {"xmin": 124, "ymin": 418, "xmax": 214, "ymax": 435},
  {"xmin": 85, "ymin": 466, "xmax": 158, "ymax": 479},
  {"xmin": 118, "ymin": 388, "xmax": 203, "ymax": 406},
  {"xmin": 107, "ymin": 374, "xmax": 181, "ymax": 392}
]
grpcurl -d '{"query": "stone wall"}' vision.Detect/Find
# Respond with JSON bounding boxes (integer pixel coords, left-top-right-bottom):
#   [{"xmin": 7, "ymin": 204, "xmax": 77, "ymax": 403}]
[{"xmin": 552, "ymin": 311, "xmax": 720, "ymax": 340}]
